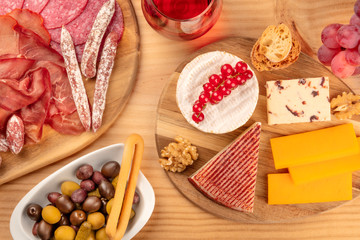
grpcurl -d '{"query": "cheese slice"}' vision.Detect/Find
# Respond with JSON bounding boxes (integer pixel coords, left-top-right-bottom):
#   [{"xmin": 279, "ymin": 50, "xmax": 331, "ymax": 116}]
[
  {"xmin": 266, "ymin": 77, "xmax": 331, "ymax": 125},
  {"xmin": 289, "ymin": 138, "xmax": 360, "ymax": 185},
  {"xmin": 268, "ymin": 173, "xmax": 352, "ymax": 204},
  {"xmin": 176, "ymin": 51, "xmax": 259, "ymax": 134},
  {"xmin": 270, "ymin": 123, "xmax": 359, "ymax": 169}
]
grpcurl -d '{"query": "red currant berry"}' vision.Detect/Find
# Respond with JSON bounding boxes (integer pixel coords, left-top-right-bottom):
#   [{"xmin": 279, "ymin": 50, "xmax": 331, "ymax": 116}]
[
  {"xmin": 193, "ymin": 102, "xmax": 203, "ymax": 113},
  {"xmin": 243, "ymin": 70, "xmax": 253, "ymax": 79},
  {"xmin": 203, "ymin": 82, "xmax": 215, "ymax": 92},
  {"xmin": 199, "ymin": 92, "xmax": 210, "ymax": 104},
  {"xmin": 235, "ymin": 74, "xmax": 247, "ymax": 85},
  {"xmin": 218, "ymin": 74, "xmax": 224, "ymax": 81},
  {"xmin": 235, "ymin": 61, "xmax": 248, "ymax": 73},
  {"xmin": 209, "ymin": 74, "xmax": 221, "ymax": 86},
  {"xmin": 210, "ymin": 91, "xmax": 223, "ymax": 104},
  {"xmin": 224, "ymin": 79, "xmax": 237, "ymax": 90},
  {"xmin": 221, "ymin": 64, "xmax": 235, "ymax": 77},
  {"xmin": 219, "ymin": 85, "xmax": 231, "ymax": 96},
  {"xmin": 192, "ymin": 112, "xmax": 204, "ymax": 123}
]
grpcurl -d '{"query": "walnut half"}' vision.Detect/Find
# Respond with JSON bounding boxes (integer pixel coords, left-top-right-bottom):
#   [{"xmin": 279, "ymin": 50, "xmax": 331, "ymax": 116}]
[{"xmin": 159, "ymin": 136, "xmax": 199, "ymax": 173}]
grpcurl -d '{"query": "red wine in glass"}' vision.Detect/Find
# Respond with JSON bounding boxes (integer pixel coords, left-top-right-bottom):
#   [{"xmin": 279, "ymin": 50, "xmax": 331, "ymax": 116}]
[{"xmin": 142, "ymin": 0, "xmax": 222, "ymax": 40}]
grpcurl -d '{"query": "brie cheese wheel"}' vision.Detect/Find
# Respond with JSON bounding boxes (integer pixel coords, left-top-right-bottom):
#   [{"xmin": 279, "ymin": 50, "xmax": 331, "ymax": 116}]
[{"xmin": 176, "ymin": 51, "xmax": 259, "ymax": 134}]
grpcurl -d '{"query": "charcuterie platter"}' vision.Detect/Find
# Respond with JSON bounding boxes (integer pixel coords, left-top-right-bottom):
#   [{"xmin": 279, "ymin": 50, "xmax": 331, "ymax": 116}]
[
  {"xmin": 155, "ymin": 37, "xmax": 360, "ymax": 223},
  {"xmin": 0, "ymin": 0, "xmax": 139, "ymax": 185}
]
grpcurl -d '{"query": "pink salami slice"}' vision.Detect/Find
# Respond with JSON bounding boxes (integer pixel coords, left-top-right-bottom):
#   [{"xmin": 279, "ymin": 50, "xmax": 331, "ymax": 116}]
[
  {"xmin": 106, "ymin": 2, "xmax": 124, "ymax": 42},
  {"xmin": 22, "ymin": 0, "xmax": 49, "ymax": 13},
  {"xmin": 0, "ymin": 0, "xmax": 24, "ymax": 15},
  {"xmin": 40, "ymin": 0, "xmax": 88, "ymax": 29},
  {"xmin": 51, "ymin": 41, "xmax": 84, "ymax": 62}
]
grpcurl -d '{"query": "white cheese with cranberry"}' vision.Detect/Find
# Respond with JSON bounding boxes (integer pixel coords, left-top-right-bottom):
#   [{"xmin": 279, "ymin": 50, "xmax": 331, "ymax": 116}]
[
  {"xmin": 265, "ymin": 77, "xmax": 331, "ymax": 125},
  {"xmin": 176, "ymin": 51, "xmax": 259, "ymax": 134}
]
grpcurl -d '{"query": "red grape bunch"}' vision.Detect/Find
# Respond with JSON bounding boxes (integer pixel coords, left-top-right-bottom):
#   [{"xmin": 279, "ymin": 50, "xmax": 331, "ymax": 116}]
[
  {"xmin": 192, "ymin": 61, "xmax": 254, "ymax": 124},
  {"xmin": 317, "ymin": 0, "xmax": 360, "ymax": 78}
]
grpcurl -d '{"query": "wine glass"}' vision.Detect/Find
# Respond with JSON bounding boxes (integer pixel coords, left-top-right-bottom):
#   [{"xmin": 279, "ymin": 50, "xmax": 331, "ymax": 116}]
[{"xmin": 141, "ymin": 0, "xmax": 223, "ymax": 40}]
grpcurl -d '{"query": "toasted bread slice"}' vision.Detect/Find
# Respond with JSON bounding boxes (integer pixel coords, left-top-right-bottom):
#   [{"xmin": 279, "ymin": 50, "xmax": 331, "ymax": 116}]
[{"xmin": 259, "ymin": 24, "xmax": 292, "ymax": 63}]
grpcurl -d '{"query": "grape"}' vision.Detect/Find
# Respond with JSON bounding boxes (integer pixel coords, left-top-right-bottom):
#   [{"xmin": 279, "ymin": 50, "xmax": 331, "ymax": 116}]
[
  {"xmin": 317, "ymin": 45, "xmax": 341, "ymax": 66},
  {"xmin": 331, "ymin": 51, "xmax": 356, "ymax": 78},
  {"xmin": 355, "ymin": 0, "xmax": 360, "ymax": 18},
  {"xmin": 345, "ymin": 48, "xmax": 360, "ymax": 66},
  {"xmin": 321, "ymin": 24, "xmax": 342, "ymax": 49},
  {"xmin": 350, "ymin": 14, "xmax": 360, "ymax": 26},
  {"xmin": 336, "ymin": 24, "xmax": 360, "ymax": 49}
]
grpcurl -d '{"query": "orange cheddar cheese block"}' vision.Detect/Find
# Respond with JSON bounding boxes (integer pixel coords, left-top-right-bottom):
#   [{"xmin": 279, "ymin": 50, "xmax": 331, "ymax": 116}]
[
  {"xmin": 268, "ymin": 173, "xmax": 352, "ymax": 204},
  {"xmin": 289, "ymin": 137, "xmax": 360, "ymax": 185},
  {"xmin": 270, "ymin": 123, "xmax": 358, "ymax": 169}
]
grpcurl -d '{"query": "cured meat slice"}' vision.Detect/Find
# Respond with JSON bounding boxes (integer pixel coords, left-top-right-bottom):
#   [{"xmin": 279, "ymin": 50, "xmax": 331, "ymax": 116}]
[
  {"xmin": 46, "ymin": 110, "xmax": 85, "ymax": 135},
  {"xmin": 48, "ymin": 0, "xmax": 108, "ymax": 45},
  {"xmin": 0, "ymin": 134, "xmax": 8, "ymax": 152},
  {"xmin": 0, "ymin": 108, "xmax": 12, "ymax": 132},
  {"xmin": 106, "ymin": 2, "xmax": 124, "ymax": 43},
  {"xmin": 0, "ymin": 0, "xmax": 24, "ymax": 15},
  {"xmin": 0, "ymin": 16, "xmax": 20, "ymax": 56},
  {"xmin": 188, "ymin": 122, "xmax": 261, "ymax": 212},
  {"xmin": 6, "ymin": 114, "xmax": 25, "ymax": 154},
  {"xmin": 8, "ymin": 9, "xmax": 51, "ymax": 45},
  {"xmin": 50, "ymin": 41, "xmax": 84, "ymax": 62},
  {"xmin": 0, "ymin": 68, "xmax": 48, "ymax": 112},
  {"xmin": 22, "ymin": 0, "xmax": 49, "ymax": 13},
  {"xmin": 0, "ymin": 58, "xmax": 34, "ymax": 79},
  {"xmin": 40, "ymin": 0, "xmax": 88, "ymax": 29}
]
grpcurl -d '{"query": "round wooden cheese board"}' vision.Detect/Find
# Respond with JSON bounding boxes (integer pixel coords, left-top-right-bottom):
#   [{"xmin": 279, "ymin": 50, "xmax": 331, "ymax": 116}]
[
  {"xmin": 155, "ymin": 37, "xmax": 360, "ymax": 223},
  {"xmin": 0, "ymin": 0, "xmax": 140, "ymax": 185}
]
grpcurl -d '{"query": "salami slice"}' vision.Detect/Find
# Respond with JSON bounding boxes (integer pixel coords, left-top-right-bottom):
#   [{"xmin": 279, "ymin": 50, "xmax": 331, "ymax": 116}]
[
  {"xmin": 106, "ymin": 2, "xmax": 124, "ymax": 43},
  {"xmin": 0, "ymin": 0, "xmax": 24, "ymax": 15},
  {"xmin": 40, "ymin": 0, "xmax": 88, "ymax": 29},
  {"xmin": 22, "ymin": 0, "xmax": 49, "ymax": 13},
  {"xmin": 6, "ymin": 114, "xmax": 25, "ymax": 154}
]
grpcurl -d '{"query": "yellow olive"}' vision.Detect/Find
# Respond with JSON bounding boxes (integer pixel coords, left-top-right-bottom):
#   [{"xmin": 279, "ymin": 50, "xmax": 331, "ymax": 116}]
[
  {"xmin": 54, "ymin": 226, "xmax": 76, "ymax": 240},
  {"xmin": 95, "ymin": 228, "xmax": 109, "ymax": 240},
  {"xmin": 111, "ymin": 176, "xmax": 118, "ymax": 189},
  {"xmin": 106, "ymin": 198, "xmax": 114, "ymax": 215},
  {"xmin": 87, "ymin": 212, "xmax": 105, "ymax": 230},
  {"xmin": 130, "ymin": 208, "xmax": 135, "ymax": 220},
  {"xmin": 61, "ymin": 181, "xmax": 80, "ymax": 196},
  {"xmin": 42, "ymin": 205, "xmax": 61, "ymax": 224},
  {"xmin": 87, "ymin": 231, "xmax": 96, "ymax": 240}
]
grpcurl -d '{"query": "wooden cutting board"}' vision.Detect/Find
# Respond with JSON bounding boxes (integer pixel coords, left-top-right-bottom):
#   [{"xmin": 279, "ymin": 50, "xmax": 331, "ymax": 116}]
[
  {"xmin": 155, "ymin": 37, "xmax": 360, "ymax": 223},
  {"xmin": 0, "ymin": 0, "xmax": 139, "ymax": 185}
]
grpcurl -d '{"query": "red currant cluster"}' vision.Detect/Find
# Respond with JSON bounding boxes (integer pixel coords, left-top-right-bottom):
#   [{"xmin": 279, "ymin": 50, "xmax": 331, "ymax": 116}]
[{"xmin": 192, "ymin": 61, "xmax": 253, "ymax": 123}]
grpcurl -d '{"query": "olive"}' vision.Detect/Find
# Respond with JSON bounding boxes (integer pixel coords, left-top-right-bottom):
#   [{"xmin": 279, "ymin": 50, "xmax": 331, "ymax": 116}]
[
  {"xmin": 101, "ymin": 161, "xmax": 120, "ymax": 179},
  {"xmin": 130, "ymin": 208, "xmax": 135, "ymax": 220},
  {"xmin": 80, "ymin": 179, "xmax": 96, "ymax": 192},
  {"xmin": 133, "ymin": 191, "xmax": 140, "ymax": 205},
  {"xmin": 95, "ymin": 227, "xmax": 109, "ymax": 240},
  {"xmin": 111, "ymin": 176, "xmax": 118, "ymax": 189},
  {"xmin": 87, "ymin": 212, "xmax": 105, "ymax": 230},
  {"xmin": 92, "ymin": 171, "xmax": 106, "ymax": 185},
  {"xmin": 37, "ymin": 220, "xmax": 53, "ymax": 240},
  {"xmin": 32, "ymin": 222, "xmax": 39, "ymax": 237},
  {"xmin": 57, "ymin": 214, "xmax": 70, "ymax": 226},
  {"xmin": 106, "ymin": 198, "xmax": 114, "ymax": 215},
  {"xmin": 61, "ymin": 181, "xmax": 80, "ymax": 196},
  {"xmin": 98, "ymin": 180, "xmax": 115, "ymax": 200},
  {"xmin": 88, "ymin": 188, "xmax": 101, "ymax": 198},
  {"xmin": 70, "ymin": 225, "xmax": 79, "ymax": 233},
  {"xmin": 42, "ymin": 205, "xmax": 61, "ymax": 224},
  {"xmin": 82, "ymin": 196, "xmax": 101, "ymax": 213},
  {"xmin": 54, "ymin": 225, "xmax": 76, "ymax": 240},
  {"xmin": 76, "ymin": 164, "xmax": 94, "ymax": 180},
  {"xmin": 100, "ymin": 198, "xmax": 108, "ymax": 215},
  {"xmin": 88, "ymin": 230, "xmax": 96, "ymax": 240},
  {"xmin": 55, "ymin": 195, "xmax": 75, "ymax": 214},
  {"xmin": 47, "ymin": 192, "xmax": 61, "ymax": 205},
  {"xmin": 26, "ymin": 203, "xmax": 42, "ymax": 221},
  {"xmin": 70, "ymin": 210, "xmax": 86, "ymax": 226},
  {"xmin": 71, "ymin": 188, "xmax": 87, "ymax": 203}
]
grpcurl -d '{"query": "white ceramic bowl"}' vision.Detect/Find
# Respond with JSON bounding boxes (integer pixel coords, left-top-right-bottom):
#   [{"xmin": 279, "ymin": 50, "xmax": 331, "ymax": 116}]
[{"xmin": 10, "ymin": 144, "xmax": 155, "ymax": 240}]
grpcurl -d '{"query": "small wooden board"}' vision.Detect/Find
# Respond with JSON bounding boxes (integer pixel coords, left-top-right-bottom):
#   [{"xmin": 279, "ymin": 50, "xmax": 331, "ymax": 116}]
[
  {"xmin": 155, "ymin": 37, "xmax": 360, "ymax": 223},
  {"xmin": 0, "ymin": 0, "xmax": 140, "ymax": 185}
]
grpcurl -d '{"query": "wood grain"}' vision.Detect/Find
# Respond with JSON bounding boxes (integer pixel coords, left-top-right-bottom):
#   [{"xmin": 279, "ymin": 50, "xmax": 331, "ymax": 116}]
[
  {"xmin": 0, "ymin": 0, "xmax": 140, "ymax": 185},
  {"xmin": 155, "ymin": 37, "xmax": 360, "ymax": 223}
]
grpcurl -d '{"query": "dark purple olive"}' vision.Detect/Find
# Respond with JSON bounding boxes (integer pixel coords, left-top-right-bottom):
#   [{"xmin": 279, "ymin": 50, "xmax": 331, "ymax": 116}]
[
  {"xmin": 76, "ymin": 164, "xmax": 93, "ymax": 180},
  {"xmin": 100, "ymin": 198, "xmax": 108, "ymax": 215},
  {"xmin": 37, "ymin": 220, "xmax": 53, "ymax": 240},
  {"xmin": 26, "ymin": 203, "xmax": 42, "ymax": 221},
  {"xmin": 101, "ymin": 161, "xmax": 120, "ymax": 179},
  {"xmin": 98, "ymin": 179, "xmax": 115, "ymax": 200},
  {"xmin": 57, "ymin": 214, "xmax": 70, "ymax": 226},
  {"xmin": 80, "ymin": 179, "xmax": 96, "ymax": 192},
  {"xmin": 70, "ymin": 210, "xmax": 87, "ymax": 226},
  {"xmin": 92, "ymin": 171, "xmax": 106, "ymax": 185},
  {"xmin": 71, "ymin": 188, "xmax": 87, "ymax": 203},
  {"xmin": 133, "ymin": 191, "xmax": 140, "ymax": 205},
  {"xmin": 47, "ymin": 192, "xmax": 61, "ymax": 205},
  {"xmin": 71, "ymin": 225, "xmax": 79, "ymax": 233},
  {"xmin": 32, "ymin": 222, "xmax": 39, "ymax": 237},
  {"xmin": 55, "ymin": 195, "xmax": 75, "ymax": 214},
  {"xmin": 82, "ymin": 196, "xmax": 101, "ymax": 213}
]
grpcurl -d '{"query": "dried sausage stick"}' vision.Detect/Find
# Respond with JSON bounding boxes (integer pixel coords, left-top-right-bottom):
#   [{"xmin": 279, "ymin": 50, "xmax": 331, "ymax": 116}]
[
  {"xmin": 6, "ymin": 115, "xmax": 24, "ymax": 154},
  {"xmin": 92, "ymin": 31, "xmax": 118, "ymax": 132},
  {"xmin": 61, "ymin": 26, "xmax": 91, "ymax": 131},
  {"xmin": 81, "ymin": 0, "xmax": 115, "ymax": 78},
  {"xmin": 0, "ymin": 134, "xmax": 8, "ymax": 152}
]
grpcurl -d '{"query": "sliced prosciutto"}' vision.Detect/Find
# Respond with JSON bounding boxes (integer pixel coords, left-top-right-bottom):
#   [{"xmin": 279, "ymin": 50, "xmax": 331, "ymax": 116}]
[
  {"xmin": 0, "ymin": 16, "xmax": 20, "ymax": 56},
  {"xmin": 0, "ymin": 0, "xmax": 24, "ymax": 15},
  {"xmin": 0, "ymin": 108, "xmax": 12, "ymax": 132},
  {"xmin": 40, "ymin": 0, "xmax": 88, "ymax": 29},
  {"xmin": 0, "ymin": 58, "xmax": 34, "ymax": 79},
  {"xmin": 188, "ymin": 122, "xmax": 261, "ymax": 212},
  {"xmin": 22, "ymin": 0, "xmax": 49, "ymax": 13}
]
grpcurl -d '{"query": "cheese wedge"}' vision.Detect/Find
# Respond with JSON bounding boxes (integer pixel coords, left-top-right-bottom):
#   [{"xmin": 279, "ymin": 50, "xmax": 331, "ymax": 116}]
[
  {"xmin": 289, "ymin": 138, "xmax": 360, "ymax": 185},
  {"xmin": 270, "ymin": 123, "xmax": 359, "ymax": 169},
  {"xmin": 268, "ymin": 173, "xmax": 352, "ymax": 204}
]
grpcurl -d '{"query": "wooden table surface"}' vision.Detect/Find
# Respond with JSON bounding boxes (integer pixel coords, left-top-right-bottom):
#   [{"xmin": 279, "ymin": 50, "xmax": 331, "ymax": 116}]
[{"xmin": 2, "ymin": 0, "xmax": 360, "ymax": 239}]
